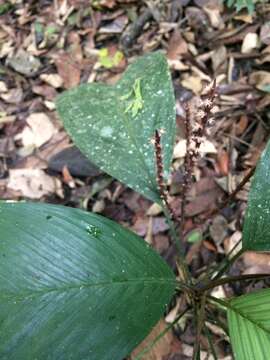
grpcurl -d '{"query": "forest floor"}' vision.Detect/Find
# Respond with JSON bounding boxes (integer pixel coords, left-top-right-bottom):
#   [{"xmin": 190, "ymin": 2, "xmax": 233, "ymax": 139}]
[{"xmin": 0, "ymin": 0, "xmax": 270, "ymax": 359}]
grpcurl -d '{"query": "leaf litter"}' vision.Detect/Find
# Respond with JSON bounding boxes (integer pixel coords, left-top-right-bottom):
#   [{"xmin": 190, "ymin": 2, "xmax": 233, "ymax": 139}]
[{"xmin": 0, "ymin": 0, "xmax": 269, "ymax": 358}]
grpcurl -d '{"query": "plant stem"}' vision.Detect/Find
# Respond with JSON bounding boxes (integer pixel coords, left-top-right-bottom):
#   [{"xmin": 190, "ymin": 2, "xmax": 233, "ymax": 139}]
[
  {"xmin": 207, "ymin": 166, "xmax": 256, "ymax": 220},
  {"xmin": 205, "ymin": 308, "xmax": 229, "ymax": 336},
  {"xmin": 204, "ymin": 324, "xmax": 218, "ymax": 360},
  {"xmin": 207, "ymin": 295, "xmax": 231, "ymax": 310},
  {"xmin": 196, "ymin": 273, "xmax": 270, "ymax": 294},
  {"xmin": 212, "ymin": 246, "xmax": 245, "ymax": 280},
  {"xmin": 163, "ymin": 204, "xmax": 192, "ymax": 285},
  {"xmin": 203, "ymin": 239, "xmax": 243, "ymax": 283},
  {"xmin": 193, "ymin": 294, "xmax": 206, "ymax": 360}
]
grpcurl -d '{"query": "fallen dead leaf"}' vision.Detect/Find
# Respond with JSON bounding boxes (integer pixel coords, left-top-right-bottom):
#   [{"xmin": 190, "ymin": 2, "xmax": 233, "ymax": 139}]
[
  {"xmin": 181, "ymin": 75, "xmax": 203, "ymax": 95},
  {"xmin": 55, "ymin": 52, "xmax": 81, "ymax": 89},
  {"xmin": 0, "ymin": 81, "xmax": 7, "ymax": 92},
  {"xmin": 92, "ymin": 199, "xmax": 105, "ymax": 213},
  {"xmin": 243, "ymin": 252, "xmax": 270, "ymax": 273},
  {"xmin": 210, "ymin": 215, "xmax": 228, "ymax": 245},
  {"xmin": 217, "ymin": 149, "xmax": 229, "ymax": 176},
  {"xmin": 40, "ymin": 73, "xmax": 63, "ymax": 88},
  {"xmin": 147, "ymin": 203, "xmax": 163, "ymax": 216},
  {"xmin": 131, "ymin": 319, "xmax": 181, "ymax": 360},
  {"xmin": 260, "ymin": 23, "xmax": 270, "ymax": 45},
  {"xmin": 241, "ymin": 33, "xmax": 260, "ymax": 54},
  {"xmin": 6, "ymin": 49, "xmax": 41, "ymax": 76},
  {"xmin": 249, "ymin": 71, "xmax": 270, "ymax": 91},
  {"xmin": 173, "ymin": 138, "xmax": 217, "ymax": 159},
  {"xmin": 211, "ymin": 46, "xmax": 227, "ymax": 72},
  {"xmin": 185, "ymin": 187, "xmax": 222, "ymax": 216},
  {"xmin": 1, "ymin": 88, "xmax": 23, "ymax": 104},
  {"xmin": 204, "ymin": 4, "xmax": 224, "ymax": 29},
  {"xmin": 224, "ymin": 231, "xmax": 242, "ymax": 256},
  {"xmin": 19, "ymin": 112, "xmax": 57, "ymax": 149},
  {"xmin": 7, "ymin": 169, "xmax": 63, "ymax": 199},
  {"xmin": 167, "ymin": 29, "xmax": 188, "ymax": 60}
]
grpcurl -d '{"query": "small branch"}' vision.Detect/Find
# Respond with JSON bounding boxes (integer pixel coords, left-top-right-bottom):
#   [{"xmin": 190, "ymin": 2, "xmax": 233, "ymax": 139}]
[
  {"xmin": 209, "ymin": 166, "xmax": 256, "ymax": 218},
  {"xmin": 212, "ymin": 246, "xmax": 245, "ymax": 281},
  {"xmin": 205, "ymin": 239, "xmax": 243, "ymax": 281},
  {"xmin": 120, "ymin": 8, "xmax": 153, "ymax": 49},
  {"xmin": 196, "ymin": 273, "xmax": 270, "ymax": 294},
  {"xmin": 204, "ymin": 324, "xmax": 218, "ymax": 360},
  {"xmin": 193, "ymin": 294, "xmax": 207, "ymax": 360}
]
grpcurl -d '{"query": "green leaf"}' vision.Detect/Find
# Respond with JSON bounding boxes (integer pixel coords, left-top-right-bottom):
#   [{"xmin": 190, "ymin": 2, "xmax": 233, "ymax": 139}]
[
  {"xmin": 98, "ymin": 48, "xmax": 124, "ymax": 69},
  {"xmin": 187, "ymin": 230, "xmax": 202, "ymax": 243},
  {"xmin": 227, "ymin": 288, "xmax": 270, "ymax": 360},
  {"xmin": 56, "ymin": 52, "xmax": 176, "ymax": 203},
  {"xmin": 226, "ymin": 0, "xmax": 255, "ymax": 13},
  {"xmin": 243, "ymin": 140, "xmax": 270, "ymax": 251},
  {"xmin": 0, "ymin": 202, "xmax": 175, "ymax": 360}
]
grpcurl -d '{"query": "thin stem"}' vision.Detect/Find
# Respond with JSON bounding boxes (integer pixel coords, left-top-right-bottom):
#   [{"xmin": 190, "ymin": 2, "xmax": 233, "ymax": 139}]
[
  {"xmin": 204, "ymin": 324, "xmax": 218, "ymax": 360},
  {"xmin": 196, "ymin": 273, "xmax": 270, "ymax": 294},
  {"xmin": 133, "ymin": 307, "xmax": 190, "ymax": 360},
  {"xmin": 207, "ymin": 295, "xmax": 230, "ymax": 309},
  {"xmin": 193, "ymin": 294, "xmax": 206, "ymax": 360},
  {"xmin": 175, "ymin": 280, "xmax": 194, "ymax": 292},
  {"xmin": 212, "ymin": 246, "xmax": 245, "ymax": 280},
  {"xmin": 200, "ymin": 239, "xmax": 243, "ymax": 286},
  {"xmin": 153, "ymin": 129, "xmax": 193, "ymax": 285},
  {"xmin": 207, "ymin": 295, "xmax": 231, "ymax": 310},
  {"xmin": 205, "ymin": 308, "xmax": 229, "ymax": 337},
  {"xmin": 163, "ymin": 205, "xmax": 192, "ymax": 285},
  {"xmin": 215, "ymin": 166, "xmax": 256, "ymax": 215}
]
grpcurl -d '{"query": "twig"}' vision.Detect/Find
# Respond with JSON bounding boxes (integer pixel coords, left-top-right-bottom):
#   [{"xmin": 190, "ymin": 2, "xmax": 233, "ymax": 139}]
[
  {"xmin": 120, "ymin": 8, "xmax": 153, "ymax": 49},
  {"xmin": 213, "ymin": 246, "xmax": 245, "ymax": 281},
  {"xmin": 204, "ymin": 324, "xmax": 218, "ymax": 360},
  {"xmin": 196, "ymin": 273, "xmax": 270, "ymax": 294},
  {"xmin": 193, "ymin": 294, "xmax": 207, "ymax": 360},
  {"xmin": 209, "ymin": 166, "xmax": 256, "ymax": 218},
  {"xmin": 205, "ymin": 238, "xmax": 242, "ymax": 281}
]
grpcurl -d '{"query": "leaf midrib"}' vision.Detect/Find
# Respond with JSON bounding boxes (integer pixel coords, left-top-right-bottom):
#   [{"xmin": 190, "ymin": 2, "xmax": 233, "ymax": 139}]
[
  {"xmin": 116, "ymin": 96, "xmax": 158, "ymax": 194},
  {"xmin": 1, "ymin": 277, "xmax": 176, "ymax": 301}
]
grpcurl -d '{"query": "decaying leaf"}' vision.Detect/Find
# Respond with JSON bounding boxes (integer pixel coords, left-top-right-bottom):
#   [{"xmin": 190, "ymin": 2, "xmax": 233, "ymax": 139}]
[
  {"xmin": 241, "ymin": 33, "xmax": 260, "ymax": 54},
  {"xmin": 131, "ymin": 319, "xmax": 181, "ymax": 360},
  {"xmin": 173, "ymin": 138, "xmax": 217, "ymax": 159},
  {"xmin": 40, "ymin": 73, "xmax": 63, "ymax": 88},
  {"xmin": 249, "ymin": 71, "xmax": 270, "ymax": 91},
  {"xmin": 6, "ymin": 49, "xmax": 41, "ymax": 76},
  {"xmin": 19, "ymin": 113, "xmax": 57, "ymax": 149},
  {"xmin": 7, "ymin": 169, "xmax": 63, "ymax": 199}
]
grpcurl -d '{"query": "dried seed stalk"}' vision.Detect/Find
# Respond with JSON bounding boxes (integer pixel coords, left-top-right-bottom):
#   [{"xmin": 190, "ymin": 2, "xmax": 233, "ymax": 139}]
[
  {"xmin": 181, "ymin": 80, "xmax": 217, "ymax": 233},
  {"xmin": 154, "ymin": 129, "xmax": 177, "ymax": 220}
]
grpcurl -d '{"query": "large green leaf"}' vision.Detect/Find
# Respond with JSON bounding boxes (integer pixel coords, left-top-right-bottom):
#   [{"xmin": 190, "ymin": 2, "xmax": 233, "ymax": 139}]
[
  {"xmin": 0, "ymin": 202, "xmax": 175, "ymax": 360},
  {"xmin": 243, "ymin": 140, "xmax": 270, "ymax": 250},
  {"xmin": 227, "ymin": 288, "xmax": 270, "ymax": 360},
  {"xmin": 56, "ymin": 52, "xmax": 176, "ymax": 203}
]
